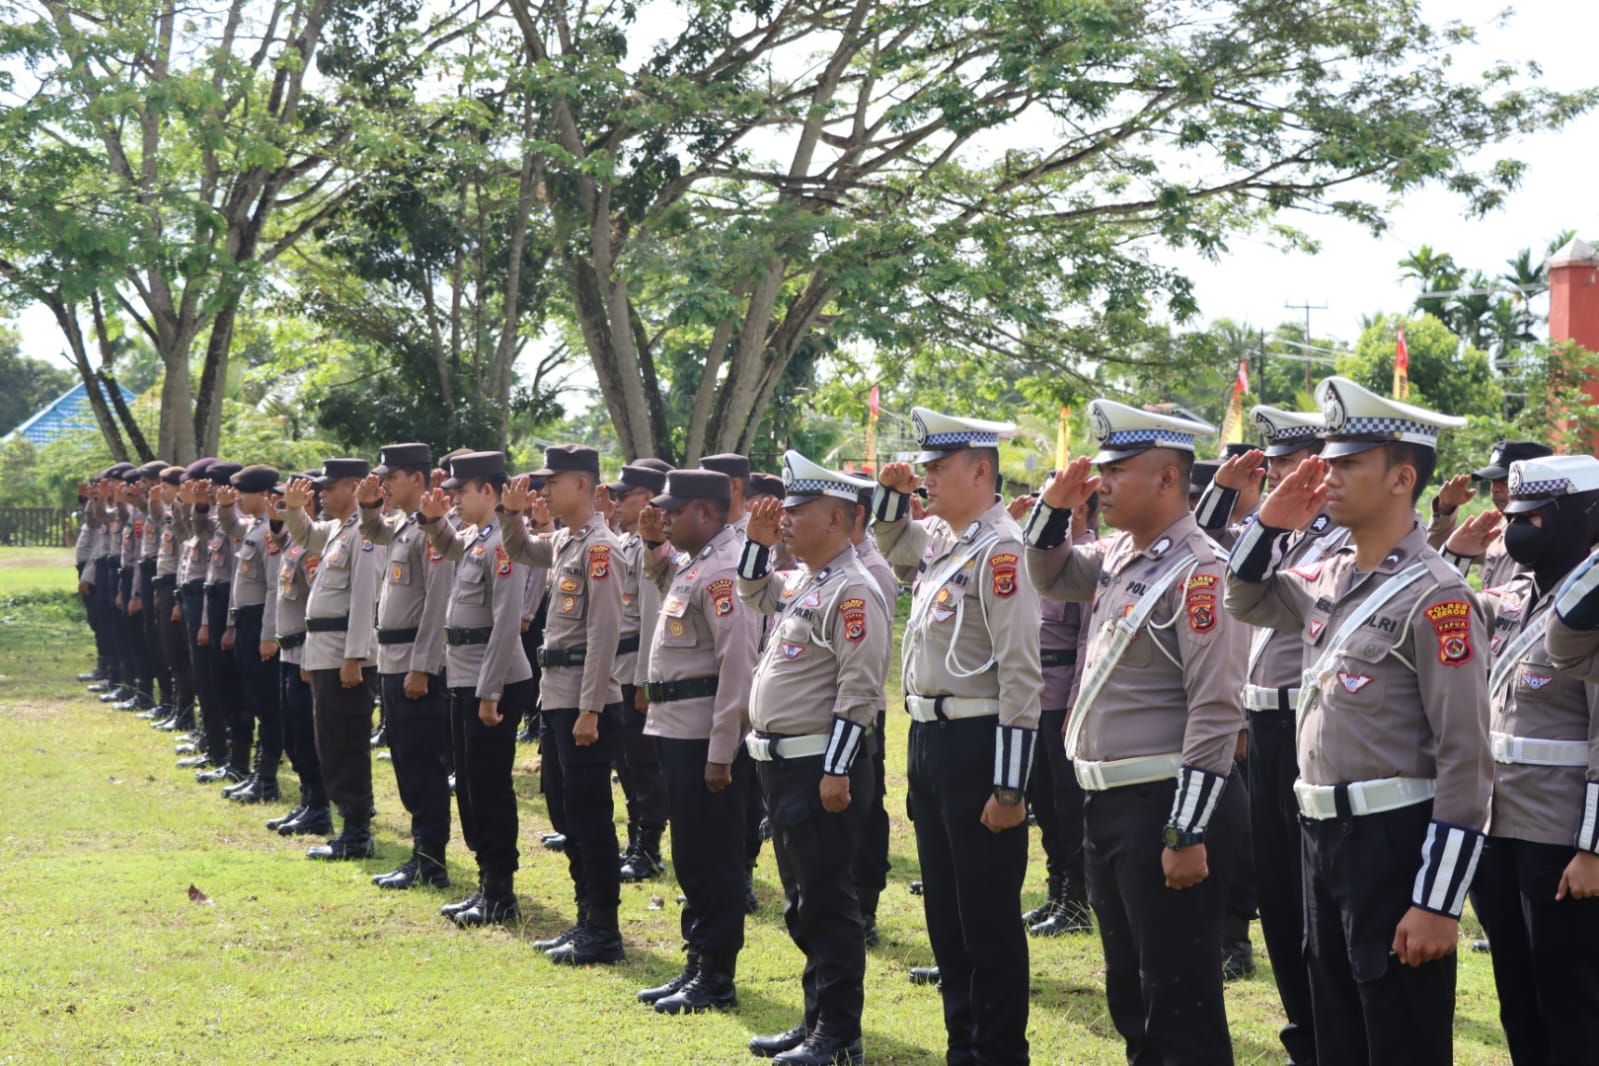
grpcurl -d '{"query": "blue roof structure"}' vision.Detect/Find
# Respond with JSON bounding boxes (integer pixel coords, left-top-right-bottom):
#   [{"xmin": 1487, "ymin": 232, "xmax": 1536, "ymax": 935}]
[{"xmin": 4, "ymin": 380, "xmax": 137, "ymax": 447}]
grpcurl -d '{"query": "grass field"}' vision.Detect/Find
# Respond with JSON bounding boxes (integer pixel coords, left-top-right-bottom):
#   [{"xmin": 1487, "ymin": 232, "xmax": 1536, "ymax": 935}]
[{"xmin": 0, "ymin": 547, "xmax": 1512, "ymax": 1064}]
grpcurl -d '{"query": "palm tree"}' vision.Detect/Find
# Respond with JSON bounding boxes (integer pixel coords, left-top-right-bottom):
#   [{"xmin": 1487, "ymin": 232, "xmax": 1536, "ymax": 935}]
[{"xmin": 1399, "ymin": 245, "xmax": 1463, "ymax": 318}]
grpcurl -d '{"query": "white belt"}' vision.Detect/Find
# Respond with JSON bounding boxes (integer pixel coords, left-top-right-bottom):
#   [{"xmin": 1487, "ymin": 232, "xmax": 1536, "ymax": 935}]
[
  {"xmin": 745, "ymin": 734, "xmax": 830, "ymax": 762},
  {"xmin": 1074, "ymin": 753, "xmax": 1182, "ymax": 791},
  {"xmin": 1243, "ymin": 684, "xmax": 1299, "ymax": 712},
  {"xmin": 1490, "ymin": 731, "xmax": 1589, "ymax": 768},
  {"xmin": 905, "ymin": 695, "xmax": 1001, "ymax": 723},
  {"xmin": 1293, "ymin": 777, "xmax": 1435, "ymax": 820}
]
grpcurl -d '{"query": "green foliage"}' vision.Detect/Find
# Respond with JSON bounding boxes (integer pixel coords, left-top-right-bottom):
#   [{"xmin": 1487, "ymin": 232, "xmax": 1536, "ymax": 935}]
[{"xmin": 0, "ymin": 330, "xmax": 74, "ymax": 436}]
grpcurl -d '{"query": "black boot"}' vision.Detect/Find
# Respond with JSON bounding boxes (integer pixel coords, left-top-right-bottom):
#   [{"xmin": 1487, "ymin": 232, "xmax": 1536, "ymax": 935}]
[
  {"xmin": 267, "ymin": 788, "xmax": 308, "ymax": 831},
  {"xmin": 750, "ymin": 1025, "xmax": 809, "ymax": 1058},
  {"xmin": 1221, "ymin": 913, "xmax": 1256, "ymax": 981},
  {"xmin": 546, "ymin": 918, "xmax": 624, "ymax": 965},
  {"xmin": 638, "ymin": 951, "xmax": 699, "ymax": 1004},
  {"xmin": 909, "ymin": 966, "xmax": 940, "ymax": 986},
  {"xmin": 1023, "ymin": 870, "xmax": 1062, "ymax": 925},
  {"xmin": 773, "ymin": 1030, "xmax": 865, "ymax": 1066},
  {"xmin": 222, "ymin": 771, "xmax": 258, "ymax": 799},
  {"xmin": 620, "ymin": 825, "xmax": 664, "ymax": 882},
  {"xmin": 541, "ymin": 832, "xmax": 566, "ymax": 851},
  {"xmin": 859, "ymin": 886, "xmax": 881, "ymax": 948},
  {"xmin": 744, "ymin": 862, "xmax": 759, "ymax": 913},
  {"xmin": 654, "ymin": 947, "xmax": 736, "ymax": 1014},
  {"xmin": 306, "ymin": 819, "xmax": 376, "ymax": 860},
  {"xmin": 231, "ymin": 760, "xmax": 281, "ymax": 805},
  {"xmin": 1031, "ymin": 879, "xmax": 1093, "ymax": 936},
  {"xmin": 619, "ymin": 819, "xmax": 638, "ymax": 863},
  {"xmin": 374, "ymin": 845, "xmax": 450, "ymax": 890},
  {"xmin": 452, "ymin": 872, "xmax": 520, "ymax": 927},
  {"xmin": 197, "ymin": 765, "xmax": 245, "ymax": 784},
  {"xmin": 532, "ymin": 909, "xmax": 587, "ymax": 951},
  {"xmin": 440, "ymin": 874, "xmax": 484, "ymax": 918},
  {"xmin": 176, "ymin": 754, "xmax": 211, "ymax": 769}
]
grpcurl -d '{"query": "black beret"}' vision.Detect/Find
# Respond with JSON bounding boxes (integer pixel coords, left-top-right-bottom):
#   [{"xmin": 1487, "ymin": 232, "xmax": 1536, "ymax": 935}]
[
  {"xmin": 137, "ymin": 459, "xmax": 168, "ymax": 479},
  {"xmin": 207, "ymin": 461, "xmax": 243, "ymax": 485},
  {"xmin": 231, "ymin": 464, "xmax": 280, "ymax": 493},
  {"xmin": 749, "ymin": 472, "xmax": 785, "ymax": 500},
  {"xmin": 651, "ymin": 470, "xmax": 731, "ymax": 510},
  {"xmin": 633, "ymin": 457, "xmax": 674, "ymax": 474},
  {"xmin": 120, "ymin": 468, "xmax": 143, "ymax": 484},
  {"xmin": 442, "ymin": 451, "xmax": 507, "ymax": 489},
  {"xmin": 374, "ymin": 442, "xmax": 433, "ymax": 475},
  {"xmin": 606, "ymin": 464, "xmax": 669, "ymax": 497},
  {"xmin": 317, "ymin": 458, "xmax": 370, "ymax": 484},
  {"xmin": 182, "ymin": 458, "xmax": 217, "ymax": 483},
  {"xmin": 159, "ymin": 466, "xmax": 185, "ymax": 486},
  {"xmin": 531, "ymin": 444, "xmax": 601, "ymax": 479},
  {"xmin": 699, "ymin": 453, "xmax": 751, "ymax": 481}
]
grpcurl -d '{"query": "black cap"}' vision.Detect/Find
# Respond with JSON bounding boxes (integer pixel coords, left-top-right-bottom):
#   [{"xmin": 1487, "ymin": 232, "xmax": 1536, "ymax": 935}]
[
  {"xmin": 316, "ymin": 458, "xmax": 371, "ymax": 487},
  {"xmin": 698, "ymin": 453, "xmax": 751, "ymax": 481},
  {"xmin": 633, "ymin": 457, "xmax": 674, "ymax": 474},
  {"xmin": 1472, "ymin": 440, "xmax": 1552, "ymax": 481},
  {"xmin": 513, "ymin": 471, "xmax": 548, "ymax": 491},
  {"xmin": 120, "ymin": 467, "xmax": 143, "ymax": 484},
  {"xmin": 1222, "ymin": 443, "xmax": 1256, "ymax": 459},
  {"xmin": 532, "ymin": 444, "xmax": 601, "ymax": 480},
  {"xmin": 651, "ymin": 470, "xmax": 731, "ymax": 511},
  {"xmin": 749, "ymin": 472, "xmax": 784, "ymax": 499},
  {"xmin": 374, "ymin": 442, "xmax": 433, "ymax": 476},
  {"xmin": 137, "ymin": 459, "xmax": 167, "ymax": 479},
  {"xmin": 289, "ymin": 469, "xmax": 320, "ymax": 486},
  {"xmin": 231, "ymin": 464, "xmax": 280, "ymax": 493},
  {"xmin": 182, "ymin": 458, "xmax": 217, "ymax": 483},
  {"xmin": 159, "ymin": 466, "xmax": 185, "ymax": 486},
  {"xmin": 1189, "ymin": 460, "xmax": 1219, "ymax": 496},
  {"xmin": 606, "ymin": 464, "xmax": 669, "ymax": 497},
  {"xmin": 442, "ymin": 451, "xmax": 507, "ymax": 490},
  {"xmin": 207, "ymin": 461, "xmax": 243, "ymax": 486}
]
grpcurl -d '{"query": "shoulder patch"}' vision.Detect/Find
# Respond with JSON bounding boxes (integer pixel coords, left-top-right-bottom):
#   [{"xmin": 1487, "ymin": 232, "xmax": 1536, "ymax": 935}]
[
  {"xmin": 1423, "ymin": 600, "xmax": 1473, "ymax": 667},
  {"xmin": 839, "ymin": 596, "xmax": 868, "ymax": 642},
  {"xmin": 588, "ymin": 544, "xmax": 611, "ymax": 580},
  {"xmin": 495, "ymin": 543, "xmax": 513, "ymax": 578},
  {"xmin": 361, "ymin": 538, "xmax": 375, "ymax": 552},
  {"xmin": 707, "ymin": 577, "xmax": 735, "ymax": 617},
  {"xmin": 989, "ymin": 553, "xmax": 1019, "ymax": 598},
  {"xmin": 429, "ymin": 543, "xmax": 445, "ymax": 563},
  {"xmin": 1186, "ymin": 574, "xmax": 1217, "ymax": 633}
]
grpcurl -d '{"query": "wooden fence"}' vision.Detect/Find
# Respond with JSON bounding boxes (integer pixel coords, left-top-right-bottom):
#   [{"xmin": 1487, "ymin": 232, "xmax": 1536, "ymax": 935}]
[{"xmin": 0, "ymin": 508, "xmax": 76, "ymax": 548}]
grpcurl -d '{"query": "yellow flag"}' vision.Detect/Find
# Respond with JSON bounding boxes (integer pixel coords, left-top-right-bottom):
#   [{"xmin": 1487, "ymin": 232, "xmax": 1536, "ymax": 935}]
[
  {"xmin": 1219, "ymin": 359, "xmax": 1248, "ymax": 446},
  {"xmin": 1055, "ymin": 407, "xmax": 1070, "ymax": 470}
]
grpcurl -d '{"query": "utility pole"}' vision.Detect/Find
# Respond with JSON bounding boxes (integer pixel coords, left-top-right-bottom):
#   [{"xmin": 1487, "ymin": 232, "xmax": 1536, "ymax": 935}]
[{"xmin": 1285, "ymin": 299, "xmax": 1327, "ymax": 393}]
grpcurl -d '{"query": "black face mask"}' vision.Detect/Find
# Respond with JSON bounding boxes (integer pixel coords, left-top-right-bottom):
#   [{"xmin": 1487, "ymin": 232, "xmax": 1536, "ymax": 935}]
[
  {"xmin": 1503, "ymin": 493, "xmax": 1599, "ymax": 589},
  {"xmin": 1502, "ymin": 517, "xmax": 1551, "ymax": 570}
]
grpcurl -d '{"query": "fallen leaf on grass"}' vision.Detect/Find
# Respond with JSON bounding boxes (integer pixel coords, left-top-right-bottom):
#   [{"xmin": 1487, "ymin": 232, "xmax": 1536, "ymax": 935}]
[
  {"xmin": 648, "ymin": 896, "xmax": 664, "ymax": 911},
  {"xmin": 187, "ymin": 884, "xmax": 214, "ymax": 906}
]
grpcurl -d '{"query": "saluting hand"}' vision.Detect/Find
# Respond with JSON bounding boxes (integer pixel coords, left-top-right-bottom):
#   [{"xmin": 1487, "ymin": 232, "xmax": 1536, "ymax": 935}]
[
  {"xmin": 638, "ymin": 505, "xmax": 665, "ymax": 543},
  {"xmin": 1214, "ymin": 449, "xmax": 1267, "ymax": 491},
  {"xmin": 1256, "ymin": 455, "xmax": 1328, "ymax": 531},
  {"xmin": 1444, "ymin": 509, "xmax": 1503, "ymax": 558},
  {"xmin": 745, "ymin": 496, "xmax": 783, "ymax": 547},
  {"xmin": 1006, "ymin": 495, "xmax": 1035, "ymax": 522},
  {"xmin": 1040, "ymin": 456, "xmax": 1099, "ymax": 511},
  {"xmin": 418, "ymin": 488, "xmax": 450, "ymax": 521},
  {"xmin": 284, "ymin": 479, "xmax": 312, "ymax": 512},
  {"xmin": 877, "ymin": 462, "xmax": 921, "ymax": 495},
  {"xmin": 502, "ymin": 475, "xmax": 534, "ymax": 513},
  {"xmin": 356, "ymin": 474, "xmax": 384, "ymax": 508},
  {"xmin": 1434, "ymin": 473, "xmax": 1475, "ymax": 514},
  {"xmin": 214, "ymin": 485, "xmax": 238, "ymax": 507},
  {"xmin": 529, "ymin": 493, "xmax": 552, "ymax": 530}
]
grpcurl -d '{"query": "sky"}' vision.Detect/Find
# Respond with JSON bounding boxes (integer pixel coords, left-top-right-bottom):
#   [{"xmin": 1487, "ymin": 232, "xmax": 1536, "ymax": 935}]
[{"xmin": 9, "ymin": 0, "xmax": 1596, "ymax": 372}]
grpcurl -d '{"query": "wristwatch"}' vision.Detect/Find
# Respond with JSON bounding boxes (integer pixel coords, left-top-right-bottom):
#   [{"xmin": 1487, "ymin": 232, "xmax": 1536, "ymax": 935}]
[
  {"xmin": 1162, "ymin": 825, "xmax": 1205, "ymax": 850},
  {"xmin": 992, "ymin": 787, "xmax": 1024, "ymax": 807}
]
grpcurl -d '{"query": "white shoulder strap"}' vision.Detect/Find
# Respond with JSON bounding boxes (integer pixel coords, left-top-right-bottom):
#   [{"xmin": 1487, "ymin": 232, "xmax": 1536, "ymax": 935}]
[
  {"xmin": 1488, "ymin": 612, "xmax": 1549, "ymax": 699},
  {"xmin": 1295, "ymin": 561, "xmax": 1429, "ymax": 730}
]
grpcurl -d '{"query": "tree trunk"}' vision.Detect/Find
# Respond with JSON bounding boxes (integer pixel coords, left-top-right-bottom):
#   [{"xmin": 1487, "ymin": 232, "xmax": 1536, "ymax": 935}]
[
  {"xmin": 45, "ymin": 297, "xmax": 129, "ymax": 461},
  {"xmin": 91, "ymin": 293, "xmax": 156, "ymax": 461},
  {"xmin": 192, "ymin": 299, "xmax": 240, "ymax": 458}
]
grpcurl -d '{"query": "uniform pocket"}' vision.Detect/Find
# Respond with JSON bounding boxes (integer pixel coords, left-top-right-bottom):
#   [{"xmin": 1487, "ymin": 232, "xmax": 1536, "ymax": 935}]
[
  {"xmin": 388, "ymin": 559, "xmax": 411, "ymax": 586},
  {"xmin": 457, "ymin": 564, "xmax": 486, "ymax": 605}
]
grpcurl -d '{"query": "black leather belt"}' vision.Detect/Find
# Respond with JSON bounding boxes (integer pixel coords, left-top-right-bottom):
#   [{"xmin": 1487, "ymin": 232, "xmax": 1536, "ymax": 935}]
[
  {"xmin": 306, "ymin": 616, "xmax": 348, "ymax": 633},
  {"xmin": 139, "ymin": 558, "xmax": 157, "ymax": 574},
  {"xmin": 446, "ymin": 626, "xmax": 492, "ymax": 646},
  {"xmin": 204, "ymin": 581, "xmax": 231, "ymax": 593},
  {"xmin": 617, "ymin": 634, "xmax": 640, "ymax": 655},
  {"xmin": 230, "ymin": 603, "xmax": 264, "ymax": 624},
  {"xmin": 539, "ymin": 646, "xmax": 586, "ymax": 667},
  {"xmin": 378, "ymin": 627, "xmax": 419, "ymax": 645},
  {"xmin": 154, "ymin": 575, "xmax": 177, "ymax": 590},
  {"xmin": 180, "ymin": 580, "xmax": 205, "ymax": 595},
  {"xmin": 278, "ymin": 632, "xmax": 306, "ymax": 650},
  {"xmin": 642, "ymin": 676, "xmax": 720, "ymax": 703},
  {"xmin": 1040, "ymin": 648, "xmax": 1077, "ymax": 668}
]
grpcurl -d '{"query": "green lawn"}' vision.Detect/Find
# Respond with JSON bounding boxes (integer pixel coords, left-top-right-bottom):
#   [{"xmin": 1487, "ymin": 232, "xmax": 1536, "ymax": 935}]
[{"xmin": 0, "ymin": 548, "xmax": 1511, "ymax": 1064}]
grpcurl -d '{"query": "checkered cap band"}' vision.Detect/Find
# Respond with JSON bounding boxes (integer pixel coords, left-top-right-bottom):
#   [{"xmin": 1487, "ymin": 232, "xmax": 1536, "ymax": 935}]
[
  {"xmin": 1511, "ymin": 477, "xmax": 1573, "ymax": 498},
  {"xmin": 787, "ymin": 476, "xmax": 852, "ymax": 497},
  {"xmin": 1270, "ymin": 425, "xmax": 1317, "ymax": 443},
  {"xmin": 922, "ymin": 430, "xmax": 1000, "ymax": 448},
  {"xmin": 1102, "ymin": 428, "xmax": 1197, "ymax": 449},
  {"xmin": 1329, "ymin": 415, "xmax": 1434, "ymax": 439}
]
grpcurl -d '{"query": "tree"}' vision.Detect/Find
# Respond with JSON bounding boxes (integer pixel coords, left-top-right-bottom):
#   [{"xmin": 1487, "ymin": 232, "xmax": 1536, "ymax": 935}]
[
  {"xmin": 0, "ymin": 331, "xmax": 74, "ymax": 436},
  {"xmin": 497, "ymin": 0, "xmax": 1592, "ymax": 462}
]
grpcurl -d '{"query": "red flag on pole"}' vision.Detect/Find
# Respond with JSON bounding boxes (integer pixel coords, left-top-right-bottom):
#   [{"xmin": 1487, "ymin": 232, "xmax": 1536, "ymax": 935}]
[
  {"xmin": 868, "ymin": 385, "xmax": 880, "ymax": 417},
  {"xmin": 1393, "ymin": 327, "xmax": 1410, "ymax": 400}
]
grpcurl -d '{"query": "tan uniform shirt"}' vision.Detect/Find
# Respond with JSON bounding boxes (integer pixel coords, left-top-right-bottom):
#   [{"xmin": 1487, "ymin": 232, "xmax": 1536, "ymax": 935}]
[
  {"xmin": 119, "ymin": 504, "xmax": 144, "ymax": 570},
  {"xmin": 285, "ymin": 509, "xmax": 380, "ymax": 672},
  {"xmin": 641, "ymin": 524, "xmax": 759, "ymax": 765},
  {"xmin": 359, "ymin": 505, "xmax": 451, "ymax": 677},
  {"xmin": 217, "ymin": 504, "xmax": 272, "ymax": 614},
  {"xmin": 150, "ymin": 498, "xmax": 181, "ymax": 579},
  {"xmin": 740, "ymin": 544, "xmax": 891, "ymax": 743},
  {"xmin": 873, "ymin": 496, "xmax": 1043, "ymax": 730},
  {"xmin": 422, "ymin": 516, "xmax": 533, "ymax": 700},
  {"xmin": 1225, "ymin": 521, "xmax": 1491, "ymax": 829},
  {"xmin": 268, "ymin": 525, "xmax": 315, "ymax": 667},
  {"xmin": 1026, "ymin": 509, "xmax": 1244, "ymax": 776},
  {"xmin": 500, "ymin": 512, "xmax": 623, "ymax": 711},
  {"xmin": 614, "ymin": 531, "xmax": 645, "ymax": 686}
]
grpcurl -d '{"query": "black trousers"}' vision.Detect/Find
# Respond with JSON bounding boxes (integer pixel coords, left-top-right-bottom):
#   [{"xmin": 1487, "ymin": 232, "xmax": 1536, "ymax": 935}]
[
  {"xmin": 449, "ymin": 680, "xmax": 532, "ymax": 876},
  {"xmin": 232, "ymin": 605, "xmax": 280, "ymax": 764},
  {"xmin": 658, "ymin": 735, "xmax": 750, "ymax": 953},
  {"xmin": 544, "ymin": 705, "xmax": 624, "ymax": 928},
  {"xmin": 762, "ymin": 751, "xmax": 873, "ymax": 1041},
  {"xmin": 614, "ymin": 682, "xmax": 669, "ymax": 832},
  {"xmin": 1030, "ymin": 708, "xmax": 1086, "ymax": 889},
  {"xmin": 1302, "ymin": 801, "xmax": 1455, "ymax": 1066},
  {"xmin": 137, "ymin": 562, "xmax": 167, "ymax": 706},
  {"xmin": 182, "ymin": 586, "xmax": 221, "ymax": 760},
  {"xmin": 206, "ymin": 584, "xmax": 251, "ymax": 771},
  {"xmin": 152, "ymin": 582, "xmax": 194, "ymax": 721},
  {"xmin": 1085, "ymin": 771, "xmax": 1244, "ymax": 1066},
  {"xmin": 1246, "ymin": 706, "xmax": 1316, "ymax": 1064},
  {"xmin": 95, "ymin": 559, "xmax": 121, "ymax": 682},
  {"xmin": 1470, "ymin": 835, "xmax": 1599, "ymax": 1066},
  {"xmin": 118, "ymin": 567, "xmax": 147, "ymax": 693},
  {"xmin": 907, "ymin": 716, "xmax": 1030, "ymax": 1066},
  {"xmin": 309, "ymin": 666, "xmax": 377, "ymax": 823},
  {"xmin": 381, "ymin": 671, "xmax": 451, "ymax": 856},
  {"xmin": 280, "ymin": 660, "xmax": 323, "ymax": 802},
  {"xmin": 850, "ymin": 710, "xmax": 891, "ymax": 922}
]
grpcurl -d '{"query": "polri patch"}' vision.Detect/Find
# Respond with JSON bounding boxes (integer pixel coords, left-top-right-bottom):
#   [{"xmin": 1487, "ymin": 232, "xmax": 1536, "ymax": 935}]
[
  {"xmin": 989, "ymin": 553, "xmax": 1019, "ymax": 598},
  {"xmin": 707, "ymin": 578, "xmax": 735, "ymax": 617},
  {"xmin": 588, "ymin": 544, "xmax": 611, "ymax": 580},
  {"xmin": 495, "ymin": 544, "xmax": 513, "ymax": 578},
  {"xmin": 839, "ymin": 597, "xmax": 867, "ymax": 643},
  {"xmin": 1424, "ymin": 600, "xmax": 1473, "ymax": 667}
]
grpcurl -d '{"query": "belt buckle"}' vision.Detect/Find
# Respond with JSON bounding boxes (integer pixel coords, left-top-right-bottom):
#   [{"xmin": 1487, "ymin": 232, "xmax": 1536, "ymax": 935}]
[{"xmin": 748, "ymin": 736, "xmax": 771, "ymax": 761}]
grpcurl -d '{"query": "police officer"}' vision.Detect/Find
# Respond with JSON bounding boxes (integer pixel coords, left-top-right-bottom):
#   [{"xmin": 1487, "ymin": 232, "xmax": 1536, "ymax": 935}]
[
  {"xmin": 606, "ymin": 461, "xmax": 675, "ymax": 882},
  {"xmin": 215, "ymin": 465, "xmax": 284, "ymax": 802},
  {"xmin": 84, "ymin": 467, "xmax": 131, "ymax": 701},
  {"xmin": 73, "ymin": 479, "xmax": 102, "ymax": 684},
  {"xmin": 129, "ymin": 461, "xmax": 169, "ymax": 718},
  {"xmin": 193, "ymin": 461, "xmax": 251, "ymax": 784},
  {"xmin": 150, "ymin": 466, "xmax": 197, "ymax": 736},
  {"xmin": 496, "ymin": 446, "xmax": 627, "ymax": 963},
  {"xmin": 284, "ymin": 458, "xmax": 382, "ymax": 861},
  {"xmin": 1193, "ymin": 405, "xmax": 1335, "ymax": 1062},
  {"xmin": 872, "ymin": 407, "xmax": 1042, "ymax": 1066},
  {"xmin": 848, "ymin": 484, "xmax": 898, "ymax": 946},
  {"xmin": 266, "ymin": 473, "xmax": 335, "ymax": 837},
  {"xmin": 172, "ymin": 459, "xmax": 219, "ymax": 771},
  {"xmin": 112, "ymin": 466, "xmax": 152, "ymax": 710},
  {"xmin": 1225, "ymin": 376, "xmax": 1491, "ymax": 1066},
  {"xmin": 1026, "ymin": 401, "xmax": 1248, "ymax": 1066},
  {"xmin": 1427, "ymin": 440, "xmax": 1552, "ymax": 589},
  {"xmin": 629, "ymin": 468, "xmax": 758, "ymax": 1009},
  {"xmin": 357, "ymin": 444, "xmax": 454, "ymax": 890},
  {"xmin": 1439, "ymin": 455, "xmax": 1599, "ymax": 1065},
  {"xmin": 738, "ymin": 452, "xmax": 890, "ymax": 1066}
]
